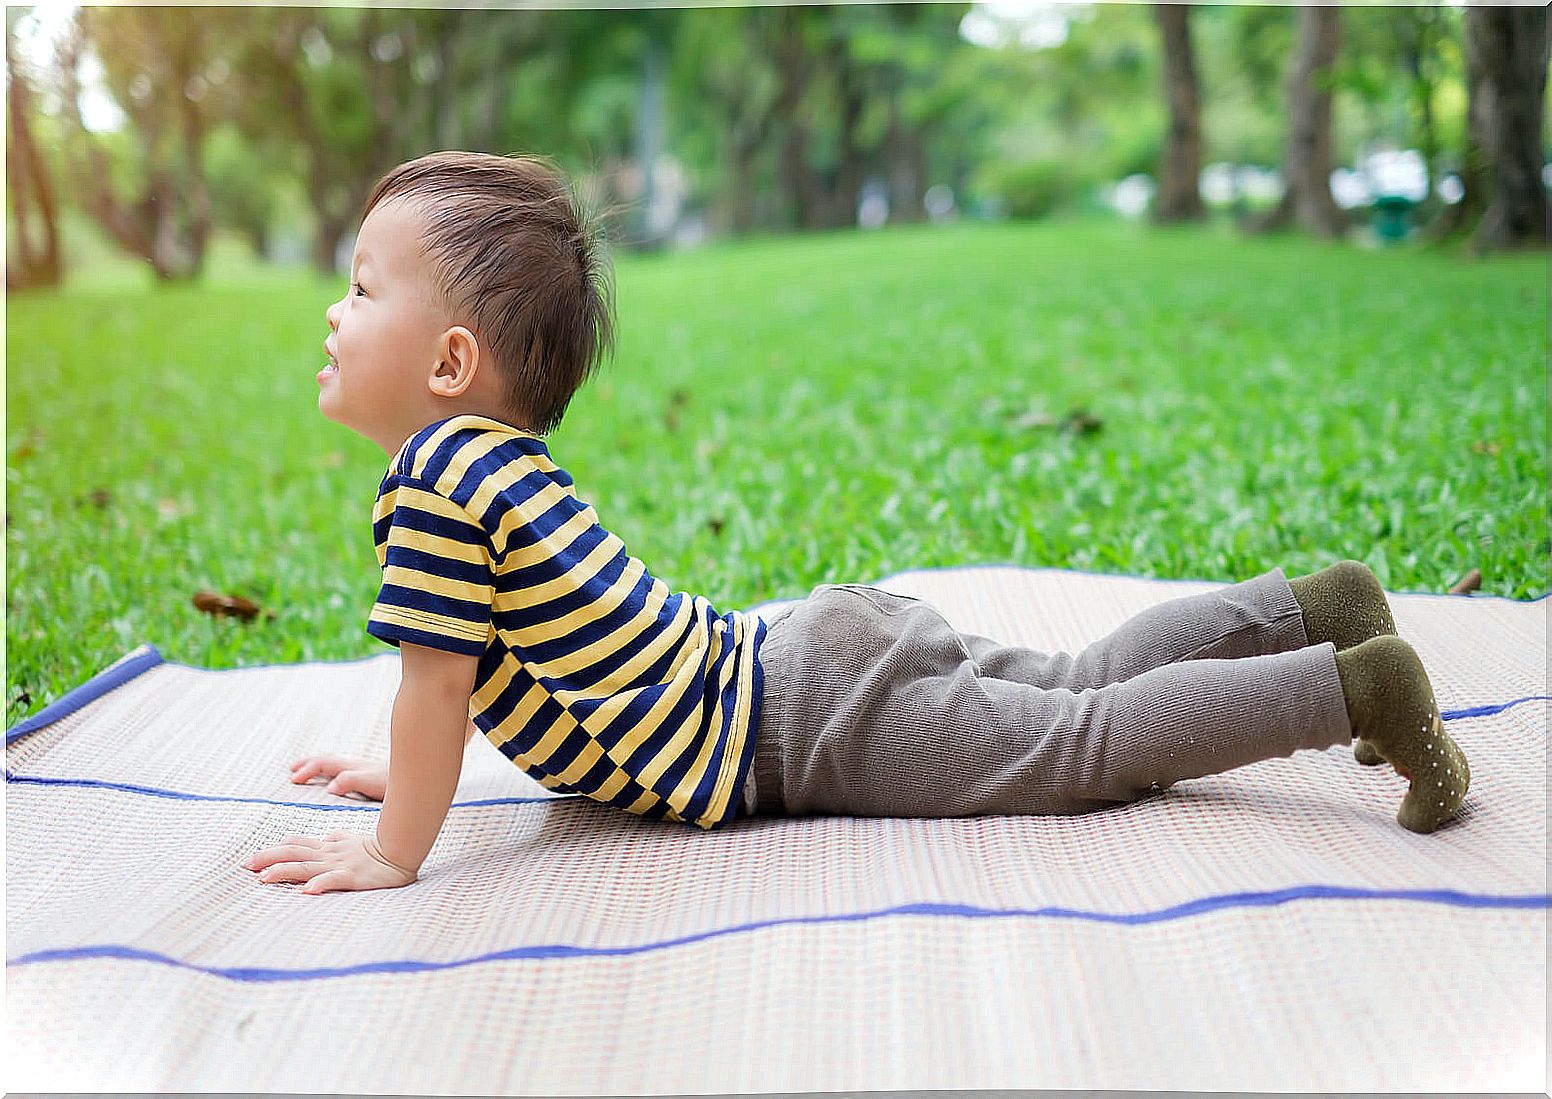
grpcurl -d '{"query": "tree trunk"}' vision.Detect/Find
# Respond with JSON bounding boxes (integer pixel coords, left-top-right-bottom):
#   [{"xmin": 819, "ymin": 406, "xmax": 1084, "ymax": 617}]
[
  {"xmin": 312, "ymin": 210, "xmax": 352, "ymax": 273},
  {"xmin": 633, "ymin": 34, "xmax": 668, "ymax": 250},
  {"xmin": 476, "ymin": 10, "xmax": 522, "ymax": 152},
  {"xmin": 827, "ymin": 34, "xmax": 867, "ymax": 230},
  {"xmin": 431, "ymin": 17, "xmax": 460, "ymax": 150},
  {"xmin": 1152, "ymin": 3, "xmax": 1205, "ymax": 223},
  {"xmin": 1397, "ymin": 8, "xmax": 1442, "ymax": 223},
  {"xmin": 5, "ymin": 19, "xmax": 63, "ymax": 290},
  {"xmin": 728, "ymin": 115, "xmax": 763, "ymax": 234},
  {"xmin": 50, "ymin": 8, "xmax": 218, "ymax": 280},
  {"xmin": 1419, "ymin": 10, "xmax": 1490, "ymax": 247},
  {"xmin": 707, "ymin": 11, "xmax": 777, "ymax": 236},
  {"xmin": 883, "ymin": 74, "xmax": 925, "ymax": 224},
  {"xmin": 774, "ymin": 6, "xmax": 824, "ymax": 230},
  {"xmin": 171, "ymin": 20, "xmax": 213, "ymax": 275},
  {"xmin": 55, "ymin": 15, "xmax": 167, "ymax": 276},
  {"xmin": 1248, "ymin": 5, "xmax": 1348, "ymax": 239},
  {"xmin": 1463, "ymin": 5, "xmax": 1549, "ymax": 251}
]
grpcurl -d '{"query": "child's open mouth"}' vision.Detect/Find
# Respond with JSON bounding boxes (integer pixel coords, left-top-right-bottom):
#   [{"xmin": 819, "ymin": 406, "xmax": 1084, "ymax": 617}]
[{"xmin": 317, "ymin": 360, "xmax": 339, "ymax": 383}]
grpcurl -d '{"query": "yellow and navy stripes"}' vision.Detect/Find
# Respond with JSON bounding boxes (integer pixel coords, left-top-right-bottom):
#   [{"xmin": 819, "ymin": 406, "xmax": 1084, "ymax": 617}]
[{"xmin": 368, "ymin": 414, "xmax": 768, "ymax": 831}]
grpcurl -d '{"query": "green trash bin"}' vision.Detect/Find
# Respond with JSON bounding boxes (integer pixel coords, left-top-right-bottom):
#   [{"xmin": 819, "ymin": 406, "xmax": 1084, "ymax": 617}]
[{"xmin": 1371, "ymin": 194, "xmax": 1415, "ymax": 243}]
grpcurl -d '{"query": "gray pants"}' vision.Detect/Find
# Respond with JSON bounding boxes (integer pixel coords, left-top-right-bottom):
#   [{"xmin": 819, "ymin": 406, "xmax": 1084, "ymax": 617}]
[{"xmin": 747, "ymin": 566, "xmax": 1353, "ymax": 819}]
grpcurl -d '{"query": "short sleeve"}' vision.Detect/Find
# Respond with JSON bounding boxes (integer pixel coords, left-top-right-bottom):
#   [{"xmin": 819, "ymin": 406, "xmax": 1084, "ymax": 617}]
[{"xmin": 367, "ymin": 476, "xmax": 495, "ymax": 657}]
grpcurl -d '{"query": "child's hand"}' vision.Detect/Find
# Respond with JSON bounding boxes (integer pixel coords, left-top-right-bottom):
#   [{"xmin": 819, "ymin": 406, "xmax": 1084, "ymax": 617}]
[
  {"xmin": 289, "ymin": 755, "xmax": 388, "ymax": 801},
  {"xmin": 242, "ymin": 830, "xmax": 417, "ymax": 894}
]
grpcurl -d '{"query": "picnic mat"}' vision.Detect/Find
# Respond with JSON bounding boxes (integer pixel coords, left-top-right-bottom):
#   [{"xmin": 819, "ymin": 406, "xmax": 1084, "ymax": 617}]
[{"xmin": 6, "ymin": 564, "xmax": 1548, "ymax": 1094}]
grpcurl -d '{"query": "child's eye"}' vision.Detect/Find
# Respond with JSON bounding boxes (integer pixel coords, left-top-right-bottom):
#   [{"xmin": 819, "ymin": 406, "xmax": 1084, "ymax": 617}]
[{"xmin": 352, "ymin": 283, "xmax": 366, "ymax": 297}]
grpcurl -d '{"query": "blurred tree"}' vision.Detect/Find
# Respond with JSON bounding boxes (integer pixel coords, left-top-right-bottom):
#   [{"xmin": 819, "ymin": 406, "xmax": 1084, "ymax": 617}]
[
  {"xmin": 725, "ymin": 3, "xmax": 971, "ymax": 232},
  {"xmin": 547, "ymin": 8, "xmax": 670, "ymax": 247},
  {"xmin": 1209, "ymin": 4, "xmax": 1293, "ymax": 173},
  {"xmin": 1420, "ymin": 9, "xmax": 1489, "ymax": 247},
  {"xmin": 225, "ymin": 6, "xmax": 590, "ymax": 273},
  {"xmin": 1151, "ymin": 3, "xmax": 1204, "ymax": 222},
  {"xmin": 1247, "ymin": 5, "xmax": 1347, "ymax": 239},
  {"xmin": 876, "ymin": 3, "xmax": 972, "ymax": 226},
  {"xmin": 908, "ymin": 17, "xmax": 1004, "ymax": 209},
  {"xmin": 772, "ymin": 4, "xmax": 827, "ymax": 229},
  {"xmin": 7, "ymin": 0, "xmax": 1499, "ymax": 266},
  {"xmin": 6, "ymin": 7, "xmax": 63, "ymax": 290},
  {"xmin": 819, "ymin": 7, "xmax": 869, "ymax": 229},
  {"xmin": 1392, "ymin": 5, "xmax": 1448, "ymax": 224},
  {"xmin": 223, "ymin": 7, "xmax": 386, "ymax": 274},
  {"xmin": 970, "ymin": 5, "xmax": 1161, "ymax": 216},
  {"xmin": 629, "ymin": 7, "xmax": 680, "ymax": 250},
  {"xmin": 1462, "ymin": 5, "xmax": 1548, "ymax": 251},
  {"xmin": 680, "ymin": 6, "xmax": 781, "ymax": 234},
  {"xmin": 53, "ymin": 6, "xmax": 244, "ymax": 280}
]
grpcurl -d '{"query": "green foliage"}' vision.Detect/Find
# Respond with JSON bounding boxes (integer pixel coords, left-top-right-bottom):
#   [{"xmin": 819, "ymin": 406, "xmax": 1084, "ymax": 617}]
[
  {"xmin": 973, "ymin": 158, "xmax": 1099, "ymax": 219},
  {"xmin": 11, "ymin": 1, "xmax": 1491, "ymax": 266}
]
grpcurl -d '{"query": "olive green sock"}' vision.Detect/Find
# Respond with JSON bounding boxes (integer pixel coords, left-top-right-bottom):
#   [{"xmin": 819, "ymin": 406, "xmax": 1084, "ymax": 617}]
[
  {"xmin": 1288, "ymin": 560, "xmax": 1398, "ymax": 767},
  {"xmin": 1287, "ymin": 559, "xmax": 1397, "ymax": 651},
  {"xmin": 1333, "ymin": 635, "xmax": 1470, "ymax": 833}
]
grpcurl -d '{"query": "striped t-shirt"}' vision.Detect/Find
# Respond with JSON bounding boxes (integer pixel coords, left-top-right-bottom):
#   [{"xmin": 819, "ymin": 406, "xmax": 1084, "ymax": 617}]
[{"xmin": 366, "ymin": 413, "xmax": 769, "ymax": 830}]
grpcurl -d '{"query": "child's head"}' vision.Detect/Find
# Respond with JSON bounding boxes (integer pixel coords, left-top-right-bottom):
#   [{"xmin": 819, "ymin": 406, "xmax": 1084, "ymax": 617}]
[{"xmin": 322, "ymin": 150, "xmax": 616, "ymax": 452}]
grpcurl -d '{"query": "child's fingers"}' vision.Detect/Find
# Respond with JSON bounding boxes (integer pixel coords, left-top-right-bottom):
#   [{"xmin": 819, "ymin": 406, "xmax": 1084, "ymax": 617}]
[
  {"xmin": 244, "ymin": 839, "xmax": 319, "ymax": 871},
  {"xmin": 302, "ymin": 872, "xmax": 343, "ymax": 895},
  {"xmin": 290, "ymin": 756, "xmax": 351, "ymax": 782},
  {"xmin": 290, "ymin": 760, "xmax": 325, "ymax": 783}
]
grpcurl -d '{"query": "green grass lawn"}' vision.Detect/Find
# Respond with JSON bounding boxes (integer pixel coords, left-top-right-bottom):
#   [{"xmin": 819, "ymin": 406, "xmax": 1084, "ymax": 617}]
[{"xmin": 6, "ymin": 217, "xmax": 1547, "ymax": 727}]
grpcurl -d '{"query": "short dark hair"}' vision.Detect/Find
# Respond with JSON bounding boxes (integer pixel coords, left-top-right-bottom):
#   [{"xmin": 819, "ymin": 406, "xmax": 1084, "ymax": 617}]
[{"xmin": 361, "ymin": 150, "xmax": 617, "ymax": 436}]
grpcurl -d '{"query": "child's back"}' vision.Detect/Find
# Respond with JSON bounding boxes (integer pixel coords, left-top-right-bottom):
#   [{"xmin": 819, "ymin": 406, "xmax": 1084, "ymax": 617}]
[{"xmin": 369, "ymin": 412, "xmax": 769, "ymax": 831}]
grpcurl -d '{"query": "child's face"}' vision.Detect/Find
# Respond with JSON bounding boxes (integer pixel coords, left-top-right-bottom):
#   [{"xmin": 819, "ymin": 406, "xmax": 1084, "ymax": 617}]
[{"xmin": 321, "ymin": 196, "xmax": 465, "ymax": 456}]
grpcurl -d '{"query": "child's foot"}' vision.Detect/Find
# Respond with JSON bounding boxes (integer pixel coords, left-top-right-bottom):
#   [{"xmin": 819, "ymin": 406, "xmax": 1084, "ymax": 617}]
[
  {"xmin": 1288, "ymin": 560, "xmax": 1398, "ymax": 767},
  {"xmin": 1333, "ymin": 635, "xmax": 1470, "ymax": 833}
]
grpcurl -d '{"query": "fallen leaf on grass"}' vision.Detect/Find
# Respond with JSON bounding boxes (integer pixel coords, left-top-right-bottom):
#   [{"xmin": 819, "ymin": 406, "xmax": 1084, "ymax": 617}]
[
  {"xmin": 1448, "ymin": 568, "xmax": 1481, "ymax": 596},
  {"xmin": 1011, "ymin": 406, "xmax": 1104, "ymax": 435},
  {"xmin": 192, "ymin": 590, "xmax": 276, "ymax": 622},
  {"xmin": 9, "ymin": 428, "xmax": 44, "ymax": 462}
]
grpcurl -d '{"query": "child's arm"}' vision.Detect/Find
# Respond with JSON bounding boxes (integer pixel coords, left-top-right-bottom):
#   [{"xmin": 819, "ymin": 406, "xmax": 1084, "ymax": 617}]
[
  {"xmin": 244, "ymin": 641, "xmax": 478, "ymax": 894},
  {"xmin": 373, "ymin": 641, "xmax": 481, "ymax": 877}
]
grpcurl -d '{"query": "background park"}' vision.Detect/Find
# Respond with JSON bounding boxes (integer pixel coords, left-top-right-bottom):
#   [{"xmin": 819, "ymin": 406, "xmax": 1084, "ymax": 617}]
[{"xmin": 4, "ymin": 1, "xmax": 1548, "ymax": 730}]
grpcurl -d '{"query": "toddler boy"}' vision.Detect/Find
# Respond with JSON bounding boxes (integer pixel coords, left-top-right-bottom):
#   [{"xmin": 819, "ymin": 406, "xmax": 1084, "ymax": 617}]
[{"xmin": 244, "ymin": 151, "xmax": 1469, "ymax": 896}]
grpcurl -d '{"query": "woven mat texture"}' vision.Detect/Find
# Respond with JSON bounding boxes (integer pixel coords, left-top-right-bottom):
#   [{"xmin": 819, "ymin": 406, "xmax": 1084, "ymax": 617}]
[{"xmin": 6, "ymin": 565, "xmax": 1547, "ymax": 1093}]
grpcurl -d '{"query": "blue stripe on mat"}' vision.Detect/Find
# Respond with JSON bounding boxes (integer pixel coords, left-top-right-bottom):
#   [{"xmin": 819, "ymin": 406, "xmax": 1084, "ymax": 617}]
[
  {"xmin": 8, "ymin": 693, "xmax": 1549, "ymax": 811},
  {"xmin": 6, "ymin": 643, "xmax": 167, "ymax": 744},
  {"xmin": 5, "ymin": 644, "xmax": 392, "ymax": 745},
  {"xmin": 1, "ymin": 770, "xmax": 575, "ymax": 810},
  {"xmin": 7, "ymin": 886, "xmax": 1549, "ymax": 983}
]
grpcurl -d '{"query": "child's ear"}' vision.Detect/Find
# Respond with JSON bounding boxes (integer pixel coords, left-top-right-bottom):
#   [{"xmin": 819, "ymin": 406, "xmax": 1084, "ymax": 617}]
[{"xmin": 429, "ymin": 326, "xmax": 479, "ymax": 398}]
